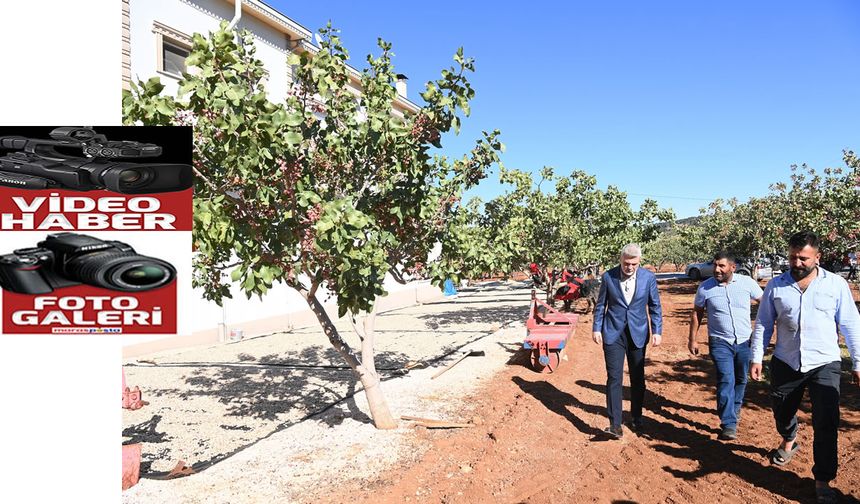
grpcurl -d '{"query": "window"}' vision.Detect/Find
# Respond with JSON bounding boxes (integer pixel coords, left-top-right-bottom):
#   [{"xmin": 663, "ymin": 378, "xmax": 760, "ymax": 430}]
[
  {"xmin": 152, "ymin": 21, "xmax": 192, "ymax": 79},
  {"xmin": 162, "ymin": 42, "xmax": 189, "ymax": 76}
]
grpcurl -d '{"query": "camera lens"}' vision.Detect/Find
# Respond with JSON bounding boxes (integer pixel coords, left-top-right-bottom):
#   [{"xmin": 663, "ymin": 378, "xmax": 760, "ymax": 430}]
[
  {"xmin": 96, "ymin": 162, "xmax": 193, "ymax": 194},
  {"xmin": 119, "ymin": 265, "xmax": 167, "ymax": 286},
  {"xmin": 66, "ymin": 250, "xmax": 175, "ymax": 292},
  {"xmin": 119, "ymin": 170, "xmax": 143, "ymax": 184}
]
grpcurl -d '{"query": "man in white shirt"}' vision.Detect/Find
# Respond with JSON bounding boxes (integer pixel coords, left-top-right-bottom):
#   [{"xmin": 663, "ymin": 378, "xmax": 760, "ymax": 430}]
[{"xmin": 751, "ymin": 231, "xmax": 860, "ymax": 503}]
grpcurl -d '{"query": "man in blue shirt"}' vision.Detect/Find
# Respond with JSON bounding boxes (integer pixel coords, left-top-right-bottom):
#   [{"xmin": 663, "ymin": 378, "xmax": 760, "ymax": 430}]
[
  {"xmin": 689, "ymin": 251, "xmax": 763, "ymax": 441},
  {"xmin": 751, "ymin": 231, "xmax": 860, "ymax": 503}
]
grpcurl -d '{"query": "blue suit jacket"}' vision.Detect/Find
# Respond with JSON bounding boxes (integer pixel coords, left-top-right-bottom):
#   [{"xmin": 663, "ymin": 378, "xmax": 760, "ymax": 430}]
[{"xmin": 592, "ymin": 266, "xmax": 663, "ymax": 348}]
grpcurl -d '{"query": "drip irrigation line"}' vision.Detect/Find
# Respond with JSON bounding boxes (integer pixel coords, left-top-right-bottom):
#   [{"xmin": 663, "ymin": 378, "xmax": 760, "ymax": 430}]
[{"xmin": 127, "ymin": 361, "xmax": 401, "ymax": 372}]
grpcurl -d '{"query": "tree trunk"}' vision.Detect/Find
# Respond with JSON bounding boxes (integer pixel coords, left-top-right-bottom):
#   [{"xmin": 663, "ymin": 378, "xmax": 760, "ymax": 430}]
[
  {"xmin": 361, "ymin": 307, "xmax": 378, "ymax": 379},
  {"xmin": 302, "ymin": 292, "xmax": 397, "ymax": 429},
  {"xmin": 545, "ymin": 268, "xmax": 556, "ymax": 304}
]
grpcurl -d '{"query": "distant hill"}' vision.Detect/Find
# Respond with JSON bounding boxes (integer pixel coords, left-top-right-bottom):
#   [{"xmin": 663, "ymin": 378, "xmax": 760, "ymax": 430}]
[
  {"xmin": 656, "ymin": 215, "xmax": 702, "ymax": 231},
  {"xmin": 675, "ymin": 215, "xmax": 702, "ymax": 226}
]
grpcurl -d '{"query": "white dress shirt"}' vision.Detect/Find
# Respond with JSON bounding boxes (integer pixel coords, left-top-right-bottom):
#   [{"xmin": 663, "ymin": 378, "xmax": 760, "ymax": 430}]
[{"xmin": 620, "ymin": 272, "xmax": 636, "ymax": 304}]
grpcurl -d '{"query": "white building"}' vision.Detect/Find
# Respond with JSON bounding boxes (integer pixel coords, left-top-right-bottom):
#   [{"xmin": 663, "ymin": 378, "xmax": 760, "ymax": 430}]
[
  {"xmin": 122, "ymin": 0, "xmax": 441, "ymax": 356},
  {"xmin": 123, "ymin": 0, "xmax": 418, "ymax": 113}
]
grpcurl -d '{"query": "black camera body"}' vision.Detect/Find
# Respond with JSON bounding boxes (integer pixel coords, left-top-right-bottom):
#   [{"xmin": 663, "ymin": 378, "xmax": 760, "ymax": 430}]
[
  {"xmin": 0, "ymin": 233, "xmax": 176, "ymax": 294},
  {"xmin": 0, "ymin": 127, "xmax": 192, "ymax": 194}
]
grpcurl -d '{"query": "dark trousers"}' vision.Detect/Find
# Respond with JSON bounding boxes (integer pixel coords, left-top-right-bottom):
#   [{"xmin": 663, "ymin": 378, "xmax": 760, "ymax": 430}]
[
  {"xmin": 709, "ymin": 338, "xmax": 751, "ymax": 429},
  {"xmin": 770, "ymin": 357, "xmax": 841, "ymax": 482},
  {"xmin": 603, "ymin": 328, "xmax": 646, "ymax": 428}
]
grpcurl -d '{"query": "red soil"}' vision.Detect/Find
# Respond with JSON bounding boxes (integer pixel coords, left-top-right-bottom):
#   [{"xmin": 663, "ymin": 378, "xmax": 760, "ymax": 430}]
[{"xmin": 330, "ymin": 279, "xmax": 860, "ymax": 503}]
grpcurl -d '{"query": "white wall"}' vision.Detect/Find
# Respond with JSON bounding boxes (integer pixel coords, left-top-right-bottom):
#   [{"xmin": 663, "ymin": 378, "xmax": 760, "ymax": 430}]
[
  {"xmin": 129, "ymin": 0, "xmax": 293, "ymax": 102},
  {"xmin": 126, "ymin": 0, "xmax": 297, "ymax": 344},
  {"xmin": 189, "ymin": 271, "xmax": 432, "ymax": 331}
]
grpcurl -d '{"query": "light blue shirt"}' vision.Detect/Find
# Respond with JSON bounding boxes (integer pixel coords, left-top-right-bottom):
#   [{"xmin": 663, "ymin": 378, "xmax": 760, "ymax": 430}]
[
  {"xmin": 694, "ymin": 275, "xmax": 763, "ymax": 343},
  {"xmin": 751, "ymin": 267, "xmax": 860, "ymax": 372}
]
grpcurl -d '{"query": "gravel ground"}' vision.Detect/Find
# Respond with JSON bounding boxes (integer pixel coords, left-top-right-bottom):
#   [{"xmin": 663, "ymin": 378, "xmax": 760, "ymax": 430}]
[{"xmin": 122, "ymin": 282, "xmax": 537, "ymax": 503}]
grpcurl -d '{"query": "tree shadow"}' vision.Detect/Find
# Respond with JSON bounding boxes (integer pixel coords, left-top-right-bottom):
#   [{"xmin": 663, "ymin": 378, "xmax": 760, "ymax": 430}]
[
  {"xmin": 511, "ymin": 376, "xmax": 604, "ymax": 437},
  {"xmin": 129, "ymin": 344, "xmax": 408, "ymax": 477},
  {"xmin": 660, "ymin": 279, "xmax": 699, "ymax": 296},
  {"xmin": 649, "ymin": 358, "xmax": 713, "ymax": 392},
  {"xmin": 151, "ymin": 345, "xmax": 409, "ymax": 423},
  {"xmin": 670, "ymin": 307, "xmax": 694, "ymax": 319},
  {"xmin": 255, "ymin": 346, "xmax": 411, "ymax": 370},
  {"xmin": 122, "ymin": 414, "xmax": 169, "ymax": 444},
  {"xmin": 653, "ymin": 353, "xmax": 859, "ymax": 425},
  {"xmin": 121, "ymin": 414, "xmax": 171, "ymax": 474},
  {"xmin": 650, "ymin": 355, "xmax": 771, "ymax": 407},
  {"xmin": 417, "ymin": 304, "xmax": 529, "ymax": 328},
  {"xmin": 450, "ymin": 296, "xmax": 533, "ymax": 304},
  {"xmin": 497, "ymin": 341, "xmax": 531, "ymax": 369}
]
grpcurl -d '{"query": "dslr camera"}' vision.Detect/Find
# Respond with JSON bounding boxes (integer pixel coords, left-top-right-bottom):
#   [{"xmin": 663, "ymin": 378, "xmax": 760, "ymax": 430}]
[
  {"xmin": 0, "ymin": 233, "xmax": 176, "ymax": 294},
  {"xmin": 0, "ymin": 127, "xmax": 192, "ymax": 194}
]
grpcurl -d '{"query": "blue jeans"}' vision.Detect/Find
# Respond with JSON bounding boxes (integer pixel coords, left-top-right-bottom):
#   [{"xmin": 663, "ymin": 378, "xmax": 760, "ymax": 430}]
[{"xmin": 709, "ymin": 337, "xmax": 750, "ymax": 429}]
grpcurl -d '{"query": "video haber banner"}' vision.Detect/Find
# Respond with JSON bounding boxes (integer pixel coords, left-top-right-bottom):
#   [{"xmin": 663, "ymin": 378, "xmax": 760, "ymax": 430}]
[{"xmin": 0, "ymin": 126, "xmax": 192, "ymax": 335}]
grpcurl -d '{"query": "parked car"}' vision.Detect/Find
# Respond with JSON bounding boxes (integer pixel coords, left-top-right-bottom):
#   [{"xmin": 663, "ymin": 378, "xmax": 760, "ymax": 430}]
[
  {"xmin": 685, "ymin": 261, "xmax": 714, "ymax": 280},
  {"xmin": 686, "ymin": 257, "xmax": 762, "ymax": 280}
]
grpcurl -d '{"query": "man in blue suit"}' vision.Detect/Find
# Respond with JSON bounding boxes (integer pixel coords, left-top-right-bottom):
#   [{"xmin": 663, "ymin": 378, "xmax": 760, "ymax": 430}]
[{"xmin": 592, "ymin": 243, "xmax": 663, "ymax": 438}]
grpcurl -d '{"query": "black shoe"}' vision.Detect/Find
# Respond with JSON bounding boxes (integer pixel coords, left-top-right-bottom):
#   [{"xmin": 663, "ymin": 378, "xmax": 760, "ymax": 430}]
[
  {"xmin": 718, "ymin": 427, "xmax": 737, "ymax": 440},
  {"xmin": 629, "ymin": 417, "xmax": 644, "ymax": 432},
  {"xmin": 603, "ymin": 425, "xmax": 623, "ymax": 439}
]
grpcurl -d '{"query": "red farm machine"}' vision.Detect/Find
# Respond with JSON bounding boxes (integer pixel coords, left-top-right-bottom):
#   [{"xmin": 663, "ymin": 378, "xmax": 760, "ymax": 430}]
[{"xmin": 524, "ymin": 289, "xmax": 578, "ymax": 372}]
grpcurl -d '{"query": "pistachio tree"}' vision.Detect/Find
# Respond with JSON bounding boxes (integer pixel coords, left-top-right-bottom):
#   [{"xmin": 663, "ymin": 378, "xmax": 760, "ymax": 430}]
[
  {"xmin": 435, "ymin": 166, "xmax": 674, "ymax": 299},
  {"xmin": 691, "ymin": 151, "xmax": 859, "ymax": 260},
  {"xmin": 643, "ymin": 225, "xmax": 702, "ymax": 271},
  {"xmin": 123, "ymin": 23, "xmax": 503, "ymax": 429}
]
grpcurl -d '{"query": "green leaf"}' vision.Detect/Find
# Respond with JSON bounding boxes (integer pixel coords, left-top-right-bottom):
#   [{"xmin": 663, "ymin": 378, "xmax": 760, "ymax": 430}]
[
  {"xmin": 316, "ymin": 217, "xmax": 334, "ymax": 233},
  {"xmin": 243, "ymin": 273, "xmax": 255, "ymax": 291},
  {"xmin": 284, "ymin": 131, "xmax": 302, "ymax": 145},
  {"xmin": 226, "ymin": 86, "xmax": 244, "ymax": 103},
  {"xmin": 144, "ymin": 77, "xmax": 165, "ymax": 95},
  {"xmin": 261, "ymin": 266, "xmax": 274, "ymax": 284},
  {"xmin": 155, "ymin": 101, "xmax": 174, "ymax": 117},
  {"xmin": 230, "ymin": 267, "xmax": 243, "ymax": 282},
  {"xmin": 285, "ymin": 112, "xmax": 304, "ymax": 127}
]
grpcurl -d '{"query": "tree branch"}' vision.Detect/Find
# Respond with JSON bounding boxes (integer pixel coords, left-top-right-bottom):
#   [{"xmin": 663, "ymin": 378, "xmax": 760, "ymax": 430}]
[
  {"xmin": 308, "ymin": 279, "xmax": 320, "ymax": 300},
  {"xmin": 193, "ymin": 166, "xmax": 219, "ymax": 193},
  {"xmin": 388, "ymin": 266, "xmax": 408, "ymax": 284}
]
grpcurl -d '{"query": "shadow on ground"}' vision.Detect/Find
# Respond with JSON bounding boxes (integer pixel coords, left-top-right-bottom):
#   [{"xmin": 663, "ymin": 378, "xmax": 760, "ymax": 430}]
[
  {"xmin": 123, "ymin": 345, "xmax": 411, "ymax": 475},
  {"xmin": 522, "ymin": 372, "xmax": 821, "ymax": 502},
  {"xmin": 418, "ymin": 304, "xmax": 528, "ymax": 328}
]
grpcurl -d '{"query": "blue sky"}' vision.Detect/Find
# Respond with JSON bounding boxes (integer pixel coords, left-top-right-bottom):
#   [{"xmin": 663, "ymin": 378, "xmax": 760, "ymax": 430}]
[{"xmin": 268, "ymin": 0, "xmax": 860, "ymax": 218}]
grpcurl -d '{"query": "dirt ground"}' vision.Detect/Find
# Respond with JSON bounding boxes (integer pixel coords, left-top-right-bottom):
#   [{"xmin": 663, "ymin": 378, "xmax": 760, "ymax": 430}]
[
  {"xmin": 123, "ymin": 285, "xmax": 526, "ymax": 475},
  {"xmin": 325, "ymin": 278, "xmax": 860, "ymax": 504}
]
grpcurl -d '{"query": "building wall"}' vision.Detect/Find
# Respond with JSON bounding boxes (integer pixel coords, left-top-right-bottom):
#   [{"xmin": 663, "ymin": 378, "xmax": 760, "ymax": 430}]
[
  {"xmin": 128, "ymin": 0, "xmax": 295, "ymax": 103},
  {"xmin": 123, "ymin": 0, "xmax": 427, "ymax": 353}
]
